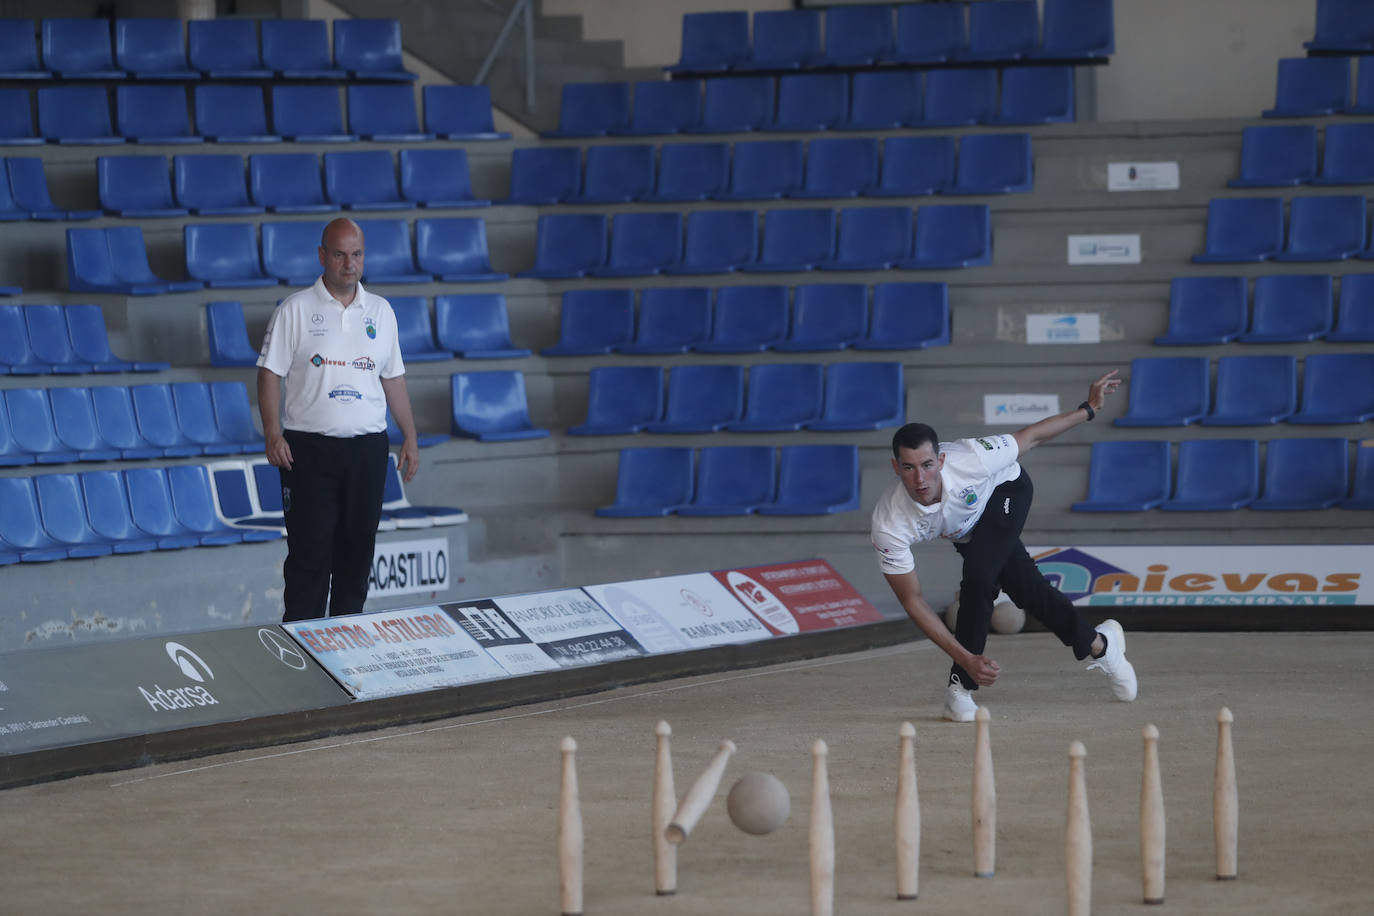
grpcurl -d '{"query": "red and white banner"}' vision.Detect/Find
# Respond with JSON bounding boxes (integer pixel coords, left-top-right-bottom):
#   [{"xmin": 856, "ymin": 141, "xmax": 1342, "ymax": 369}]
[{"xmin": 713, "ymin": 559, "xmax": 884, "ymax": 635}]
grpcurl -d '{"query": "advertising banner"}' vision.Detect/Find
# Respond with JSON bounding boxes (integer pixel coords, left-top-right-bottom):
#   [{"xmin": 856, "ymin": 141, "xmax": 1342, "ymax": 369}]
[
  {"xmin": 712, "ymin": 559, "xmax": 884, "ymax": 635},
  {"xmin": 1026, "ymin": 314, "xmax": 1102, "ymax": 345},
  {"xmin": 585, "ymin": 573, "xmax": 772, "ymax": 653},
  {"xmin": 1106, "ymin": 162, "xmax": 1180, "ymax": 191},
  {"xmin": 1067, "ymin": 234, "xmax": 1142, "ymax": 265},
  {"xmin": 983, "ymin": 393, "xmax": 1061, "ymax": 425},
  {"xmin": 367, "ymin": 537, "xmax": 450, "ymax": 598}
]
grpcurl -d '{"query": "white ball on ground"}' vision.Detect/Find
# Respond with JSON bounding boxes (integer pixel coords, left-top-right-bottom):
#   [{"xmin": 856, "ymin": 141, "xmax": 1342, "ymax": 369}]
[
  {"xmin": 991, "ymin": 600, "xmax": 1026, "ymax": 635},
  {"xmin": 726, "ymin": 771, "xmax": 790, "ymax": 836}
]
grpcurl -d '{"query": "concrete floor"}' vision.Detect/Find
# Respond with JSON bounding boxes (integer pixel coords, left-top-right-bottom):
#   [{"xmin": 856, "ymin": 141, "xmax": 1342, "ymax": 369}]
[{"xmin": 2, "ymin": 631, "xmax": 1372, "ymax": 915}]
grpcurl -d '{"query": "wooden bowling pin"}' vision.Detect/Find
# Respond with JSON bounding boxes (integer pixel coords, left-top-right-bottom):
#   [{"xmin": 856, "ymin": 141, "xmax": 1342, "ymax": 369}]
[
  {"xmin": 810, "ymin": 739, "xmax": 835, "ymax": 916},
  {"xmin": 666, "ymin": 739, "xmax": 736, "ymax": 845},
  {"xmin": 896, "ymin": 722, "xmax": 920, "ymax": 901},
  {"xmin": 559, "ymin": 736, "xmax": 583, "ymax": 916},
  {"xmin": 1215, "ymin": 707, "xmax": 1238, "ymax": 880},
  {"xmin": 653, "ymin": 721, "xmax": 677, "ymax": 895},
  {"xmin": 1141, "ymin": 724, "xmax": 1165, "ymax": 904},
  {"xmin": 1066, "ymin": 741, "xmax": 1091, "ymax": 916},
  {"xmin": 972, "ymin": 707, "xmax": 996, "ymax": 878}
]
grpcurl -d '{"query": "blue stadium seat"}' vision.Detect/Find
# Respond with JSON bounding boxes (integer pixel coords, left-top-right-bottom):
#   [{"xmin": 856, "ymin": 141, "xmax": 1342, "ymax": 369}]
[
  {"xmin": 450, "ymin": 371, "xmax": 549, "ymax": 441},
  {"xmin": 7, "ymin": 156, "xmax": 97, "ymax": 219},
  {"xmin": 434, "ymin": 293, "xmax": 530, "ymax": 359},
  {"xmin": 993, "ymin": 66, "xmax": 1076, "ymax": 124},
  {"xmin": 770, "ymin": 73, "xmax": 848, "ymax": 132},
  {"xmin": 1313, "ymin": 123, "xmax": 1374, "ymax": 185},
  {"xmin": 858, "ymin": 282, "xmax": 951, "ymax": 350},
  {"xmin": 98, "ymin": 155, "xmax": 186, "ymax": 217},
  {"xmin": 519, "ymin": 213, "xmax": 608, "ymax": 279},
  {"xmin": 347, "ymin": 84, "xmax": 432, "ymax": 141},
  {"xmin": 884, "ymin": 2, "xmax": 964, "ymax": 64},
  {"xmin": 0, "ymin": 476, "xmax": 71, "ymax": 560},
  {"xmin": 1071, "ymin": 440, "xmax": 1171, "ymax": 512},
  {"xmin": 503, "ymin": 146, "xmax": 581, "ymax": 205},
  {"xmin": 380, "ymin": 454, "xmax": 466, "ymax": 527},
  {"xmin": 130, "ymin": 383, "xmax": 203, "ymax": 457},
  {"xmin": 67, "ymin": 227, "xmax": 202, "ymax": 295},
  {"xmin": 261, "ymin": 19, "xmax": 345, "ymax": 80},
  {"xmin": 1253, "ymin": 438, "xmax": 1350, "ymax": 509},
  {"xmin": 388, "ymin": 297, "xmax": 452, "ymax": 362},
  {"xmin": 355, "ymin": 218, "xmax": 429, "ymax": 284},
  {"xmin": 670, "ymin": 209, "xmax": 758, "ymax": 274},
  {"xmin": 0, "ymin": 302, "xmax": 44, "ymax": 374},
  {"xmin": 960, "ymin": 1, "xmax": 1038, "ymax": 61},
  {"xmin": 90, "ymin": 385, "xmax": 162, "ymax": 459},
  {"xmin": 1263, "ymin": 57, "xmax": 1352, "ymax": 117},
  {"xmin": 1291, "ymin": 353, "xmax": 1374, "ymax": 424},
  {"xmin": 24, "ymin": 304, "xmax": 92, "ymax": 374},
  {"xmin": 668, "ymin": 11, "xmax": 748, "ymax": 73},
  {"xmin": 324, "ymin": 150, "xmax": 406, "ymax": 211},
  {"xmin": 823, "ymin": 206, "xmax": 913, "ymax": 271},
  {"xmin": 1203, "ymin": 355, "xmax": 1297, "ymax": 426},
  {"xmin": 187, "ymin": 19, "xmax": 271, "ymax": 79},
  {"xmin": 697, "ymin": 285, "xmax": 789, "ymax": 353},
  {"xmin": 251, "ymin": 154, "xmax": 334, "ymax": 214},
  {"xmin": 1229, "ymin": 126, "xmax": 1318, "ymax": 187},
  {"xmin": 903, "ymin": 204, "xmax": 992, "ymax": 269},
  {"xmin": 950, "ymin": 132, "xmax": 1033, "ymax": 194},
  {"xmin": 923, "ymin": 68, "xmax": 997, "ymax": 127},
  {"xmin": 840, "ymin": 70, "xmax": 922, "ymax": 130},
  {"xmin": 1159, "ymin": 439, "xmax": 1260, "ymax": 511},
  {"xmin": 568, "ymin": 366, "xmax": 665, "ymax": 436},
  {"xmin": 193, "ymin": 85, "xmax": 279, "ymax": 144},
  {"xmin": 185, "ymin": 223, "xmax": 276, "ymax": 288},
  {"xmin": 167, "ymin": 464, "xmax": 267, "ymax": 542},
  {"xmin": 386, "ymin": 409, "xmax": 448, "ymax": 451},
  {"xmin": 1340, "ymin": 443, "xmax": 1374, "ymax": 509},
  {"xmin": 717, "ymin": 139, "xmax": 804, "ymax": 201},
  {"xmin": 574, "ymin": 144, "xmax": 655, "ymax": 204},
  {"xmin": 596, "ymin": 447, "xmax": 694, "ymax": 517},
  {"xmin": 618, "ymin": 287, "xmax": 710, "ymax": 353},
  {"xmin": 270, "ymin": 85, "xmax": 356, "ymax": 142},
  {"xmin": 747, "ymin": 207, "xmax": 836, "ymax": 272},
  {"xmin": 249, "ymin": 460, "xmax": 285, "ymax": 522},
  {"xmin": 1350, "ymin": 56, "xmax": 1374, "ymax": 114},
  {"xmin": 728, "ymin": 363, "xmax": 823, "ymax": 432},
  {"xmin": 174, "ymin": 154, "xmax": 262, "ymax": 216},
  {"xmin": 38, "ymin": 86, "xmax": 123, "ymax": 144},
  {"xmin": 37, "ymin": 473, "xmax": 119, "ymax": 557},
  {"xmin": 792, "ymin": 138, "xmax": 878, "ymax": 199},
  {"xmin": 115, "ymin": 18, "xmax": 197, "ymax": 80},
  {"xmin": 644, "ymin": 365, "xmax": 745, "ymax": 433},
  {"xmin": 692, "ymin": 76, "xmax": 775, "ymax": 133},
  {"xmin": 0, "ymin": 163, "xmax": 26, "ymax": 220},
  {"xmin": 677, "ymin": 446, "xmax": 777, "ymax": 516},
  {"xmin": 739, "ymin": 9, "xmax": 821, "ymax": 70},
  {"xmin": 0, "ymin": 388, "xmax": 37, "ymax": 464},
  {"xmin": 6, "ymin": 388, "xmax": 80, "ymax": 463},
  {"xmin": 1034, "ymin": 0, "xmax": 1114, "ymax": 58},
  {"xmin": 646, "ymin": 142, "xmax": 728, "ymax": 202},
  {"xmin": 1114, "ymin": 356, "xmax": 1209, "ymax": 426},
  {"xmin": 1192, "ymin": 197, "xmax": 1284, "ymax": 263},
  {"xmin": 1240, "ymin": 274, "xmax": 1333, "ymax": 342},
  {"xmin": 545, "ymin": 82, "xmax": 631, "ymax": 138},
  {"xmin": 116, "ymin": 84, "xmax": 200, "ymax": 143},
  {"xmin": 1155, "ymin": 276, "xmax": 1249, "ymax": 345},
  {"xmin": 1330, "ymin": 274, "xmax": 1374, "ymax": 341},
  {"xmin": 49, "ymin": 387, "xmax": 119, "ymax": 460},
  {"xmin": 208, "ymin": 460, "xmax": 284, "ymax": 531},
  {"xmin": 209, "ymin": 381, "xmax": 264, "ymax": 453},
  {"xmin": 399, "ymin": 148, "xmax": 488, "ymax": 208},
  {"xmin": 1276, "ymin": 195, "xmax": 1367, "ymax": 261},
  {"xmin": 808, "ymin": 362, "xmax": 904, "ymax": 430},
  {"xmin": 1307, "ymin": 0, "xmax": 1374, "ymax": 52},
  {"xmin": 620, "ymin": 80, "xmax": 701, "ymax": 136},
  {"xmin": 262, "ymin": 220, "xmax": 329, "ymax": 286},
  {"xmin": 543, "ymin": 289, "xmax": 635, "ymax": 356},
  {"xmin": 123, "ymin": 467, "xmax": 208, "ymax": 549},
  {"xmin": 0, "ymin": 88, "xmax": 42, "ymax": 144},
  {"xmin": 757, "ymin": 444, "xmax": 860, "ymax": 515},
  {"xmin": 871, "ymin": 135, "xmax": 956, "ymax": 196},
  {"xmin": 66, "ymin": 303, "xmax": 167, "ymax": 372},
  {"xmin": 777, "ymin": 283, "xmax": 867, "ymax": 351},
  {"xmin": 0, "ymin": 19, "xmax": 48, "ymax": 79},
  {"xmin": 817, "ymin": 4, "xmax": 894, "ymax": 67},
  {"xmin": 416, "ymin": 217, "xmax": 507, "ymax": 282},
  {"xmin": 171, "ymin": 382, "xmax": 241, "ymax": 455},
  {"xmin": 334, "ymin": 18, "xmax": 414, "ymax": 80},
  {"xmin": 43, "ymin": 18, "xmax": 122, "ymax": 79},
  {"xmin": 421, "ymin": 84, "xmax": 510, "ymax": 140}
]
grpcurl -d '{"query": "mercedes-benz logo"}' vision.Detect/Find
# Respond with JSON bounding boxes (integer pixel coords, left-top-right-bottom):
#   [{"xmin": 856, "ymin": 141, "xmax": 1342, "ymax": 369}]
[{"xmin": 258, "ymin": 628, "xmax": 308, "ymax": 671}]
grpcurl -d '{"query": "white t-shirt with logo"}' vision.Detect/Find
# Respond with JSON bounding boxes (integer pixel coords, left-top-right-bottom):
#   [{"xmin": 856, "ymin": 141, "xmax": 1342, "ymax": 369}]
[
  {"xmin": 257, "ymin": 278, "xmax": 405, "ymax": 438},
  {"xmin": 870, "ymin": 435, "xmax": 1022, "ymax": 575}
]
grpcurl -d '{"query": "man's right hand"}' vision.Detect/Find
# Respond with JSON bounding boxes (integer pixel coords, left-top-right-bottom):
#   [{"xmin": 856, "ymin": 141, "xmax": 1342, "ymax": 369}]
[
  {"xmin": 265, "ymin": 434, "xmax": 293, "ymax": 470},
  {"xmin": 965, "ymin": 654, "xmax": 1001, "ymax": 686}
]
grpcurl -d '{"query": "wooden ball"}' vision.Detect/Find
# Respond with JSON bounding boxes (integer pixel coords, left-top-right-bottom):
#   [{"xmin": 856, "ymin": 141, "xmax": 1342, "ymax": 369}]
[
  {"xmin": 990, "ymin": 600, "xmax": 1025, "ymax": 635},
  {"xmin": 726, "ymin": 771, "xmax": 790, "ymax": 836}
]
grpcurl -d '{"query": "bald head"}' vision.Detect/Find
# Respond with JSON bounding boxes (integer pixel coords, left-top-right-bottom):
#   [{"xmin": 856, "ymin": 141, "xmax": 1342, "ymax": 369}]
[{"xmin": 318, "ymin": 218, "xmax": 364, "ymax": 304}]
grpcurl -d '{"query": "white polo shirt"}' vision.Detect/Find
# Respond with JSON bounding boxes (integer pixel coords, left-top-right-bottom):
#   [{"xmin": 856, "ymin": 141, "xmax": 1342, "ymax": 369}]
[
  {"xmin": 257, "ymin": 278, "xmax": 405, "ymax": 438},
  {"xmin": 871, "ymin": 435, "xmax": 1022, "ymax": 575}
]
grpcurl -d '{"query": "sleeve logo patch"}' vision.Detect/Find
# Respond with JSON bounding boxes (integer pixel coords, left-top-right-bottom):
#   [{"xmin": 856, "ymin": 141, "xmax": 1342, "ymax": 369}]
[{"xmin": 976, "ymin": 437, "xmax": 995, "ymax": 451}]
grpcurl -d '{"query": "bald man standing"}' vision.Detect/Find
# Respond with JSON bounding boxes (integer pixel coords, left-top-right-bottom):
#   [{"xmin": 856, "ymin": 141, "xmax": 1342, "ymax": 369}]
[{"xmin": 257, "ymin": 218, "xmax": 421, "ymax": 622}]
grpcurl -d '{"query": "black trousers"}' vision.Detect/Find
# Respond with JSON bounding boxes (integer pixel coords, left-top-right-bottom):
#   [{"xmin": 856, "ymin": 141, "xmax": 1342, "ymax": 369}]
[
  {"xmin": 950, "ymin": 469, "xmax": 1098, "ymax": 690},
  {"xmin": 280, "ymin": 429, "xmax": 388, "ymax": 622}
]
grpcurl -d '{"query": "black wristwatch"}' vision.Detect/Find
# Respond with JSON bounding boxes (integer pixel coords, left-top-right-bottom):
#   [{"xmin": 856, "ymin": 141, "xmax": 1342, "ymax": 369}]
[{"xmin": 1078, "ymin": 401, "xmax": 1096, "ymax": 421}]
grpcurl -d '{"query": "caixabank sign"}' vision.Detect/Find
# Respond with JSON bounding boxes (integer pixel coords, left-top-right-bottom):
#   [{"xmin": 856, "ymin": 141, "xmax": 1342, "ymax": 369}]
[{"xmin": 0, "ymin": 627, "xmax": 349, "ymax": 756}]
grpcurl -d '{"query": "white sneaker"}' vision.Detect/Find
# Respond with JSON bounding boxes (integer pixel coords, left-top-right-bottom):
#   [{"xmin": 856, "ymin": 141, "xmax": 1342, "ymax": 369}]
[
  {"xmin": 1086, "ymin": 618, "xmax": 1137, "ymax": 701},
  {"xmin": 943, "ymin": 679, "xmax": 979, "ymax": 722}
]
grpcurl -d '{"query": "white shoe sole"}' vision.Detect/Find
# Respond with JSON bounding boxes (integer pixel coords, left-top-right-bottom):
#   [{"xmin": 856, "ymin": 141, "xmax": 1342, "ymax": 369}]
[{"xmin": 1093, "ymin": 619, "xmax": 1138, "ymax": 702}]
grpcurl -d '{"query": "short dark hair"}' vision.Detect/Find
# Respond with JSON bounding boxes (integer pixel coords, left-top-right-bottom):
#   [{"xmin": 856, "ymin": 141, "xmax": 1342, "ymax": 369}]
[{"xmin": 892, "ymin": 423, "xmax": 939, "ymax": 459}]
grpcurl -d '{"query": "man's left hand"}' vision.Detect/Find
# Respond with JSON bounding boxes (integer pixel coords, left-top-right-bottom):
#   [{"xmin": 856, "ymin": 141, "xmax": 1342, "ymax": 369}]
[{"xmin": 398, "ymin": 439, "xmax": 420, "ymax": 483}]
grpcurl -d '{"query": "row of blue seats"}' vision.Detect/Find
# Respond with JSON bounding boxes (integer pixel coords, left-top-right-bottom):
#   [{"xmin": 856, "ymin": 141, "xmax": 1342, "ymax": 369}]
[
  {"xmin": 667, "ymin": 1, "xmax": 1112, "ymax": 74},
  {"xmin": 1075, "ymin": 438, "xmax": 1372, "ymax": 512},
  {"xmin": 548, "ymin": 68, "xmax": 1073, "ymax": 138},
  {"xmin": 1158, "ymin": 275, "xmax": 1374, "ymax": 345},
  {"xmin": 1, "ymin": 303, "xmax": 165, "ymax": 375},
  {"xmin": 523, "ymin": 205, "xmax": 992, "ymax": 278},
  {"xmin": 1307, "ymin": 0, "xmax": 1374, "ymax": 52},
  {"xmin": 1263, "ymin": 56, "xmax": 1374, "ymax": 118},
  {"xmin": 509, "ymin": 134, "xmax": 1032, "ymax": 206},
  {"xmin": 0, "ymin": 17, "xmax": 412, "ymax": 82},
  {"xmin": 598, "ymin": 445, "xmax": 861, "ymax": 518},
  {"xmin": 1196, "ymin": 195, "xmax": 1374, "ymax": 263},
  {"xmin": 573, "ymin": 362, "xmax": 903, "ymax": 436},
  {"xmin": 0, "ymin": 381, "xmax": 263, "ymax": 465},
  {"xmin": 1115, "ymin": 354, "xmax": 1374, "ymax": 427},
  {"xmin": 0, "ymin": 156, "xmax": 99, "ymax": 218},
  {"xmin": 0, "ymin": 83, "xmax": 506, "ymax": 146},
  {"xmin": 1232, "ymin": 124, "xmax": 1374, "ymax": 188}
]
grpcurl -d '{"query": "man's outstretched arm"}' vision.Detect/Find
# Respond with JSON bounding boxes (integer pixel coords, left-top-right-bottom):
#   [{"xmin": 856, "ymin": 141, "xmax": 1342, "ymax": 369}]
[
  {"xmin": 884, "ymin": 570, "xmax": 1000, "ymax": 686},
  {"xmin": 1012, "ymin": 369, "xmax": 1122, "ymax": 455}
]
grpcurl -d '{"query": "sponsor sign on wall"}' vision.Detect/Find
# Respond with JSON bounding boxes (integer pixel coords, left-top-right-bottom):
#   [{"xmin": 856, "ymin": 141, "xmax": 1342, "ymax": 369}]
[
  {"xmin": 983, "ymin": 394, "xmax": 1061, "ymax": 425},
  {"xmin": 368, "ymin": 537, "xmax": 449, "ymax": 598},
  {"xmin": 1028, "ymin": 545, "xmax": 1374, "ymax": 606},
  {"xmin": 1106, "ymin": 162, "xmax": 1180, "ymax": 191},
  {"xmin": 443, "ymin": 589, "xmax": 646, "ymax": 674},
  {"xmin": 585, "ymin": 573, "xmax": 771, "ymax": 653},
  {"xmin": 1026, "ymin": 314, "xmax": 1102, "ymax": 345},
  {"xmin": 1067, "ymin": 234, "xmax": 1142, "ymax": 265},
  {"xmin": 712, "ymin": 559, "xmax": 884, "ymax": 634}
]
